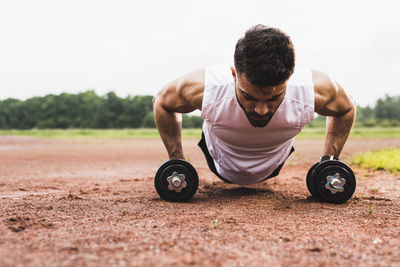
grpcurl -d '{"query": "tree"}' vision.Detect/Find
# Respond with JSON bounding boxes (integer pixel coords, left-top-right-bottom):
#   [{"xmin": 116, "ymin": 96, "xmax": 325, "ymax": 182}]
[
  {"xmin": 182, "ymin": 115, "xmax": 203, "ymax": 128},
  {"xmin": 142, "ymin": 112, "xmax": 156, "ymax": 128},
  {"xmin": 376, "ymin": 95, "xmax": 400, "ymax": 121}
]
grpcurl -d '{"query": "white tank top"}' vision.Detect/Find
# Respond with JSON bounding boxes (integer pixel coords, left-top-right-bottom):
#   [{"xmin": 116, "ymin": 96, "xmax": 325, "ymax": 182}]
[{"xmin": 201, "ymin": 66, "xmax": 315, "ymax": 185}]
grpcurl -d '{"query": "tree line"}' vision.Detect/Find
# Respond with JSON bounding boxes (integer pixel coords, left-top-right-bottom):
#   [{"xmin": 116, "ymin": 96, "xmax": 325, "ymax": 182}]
[
  {"xmin": 356, "ymin": 95, "xmax": 400, "ymax": 127},
  {"xmin": 0, "ymin": 91, "xmax": 398, "ymax": 129},
  {"xmin": 309, "ymin": 94, "xmax": 400, "ymax": 127},
  {"xmin": 0, "ymin": 91, "xmax": 202, "ymax": 129}
]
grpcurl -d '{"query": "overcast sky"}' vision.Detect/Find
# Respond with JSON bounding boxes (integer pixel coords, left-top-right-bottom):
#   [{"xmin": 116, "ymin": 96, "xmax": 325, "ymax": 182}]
[{"xmin": 0, "ymin": 0, "xmax": 399, "ymax": 106}]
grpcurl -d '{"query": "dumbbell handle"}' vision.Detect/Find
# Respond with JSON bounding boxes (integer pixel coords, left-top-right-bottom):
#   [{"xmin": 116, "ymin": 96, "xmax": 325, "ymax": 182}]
[{"xmin": 320, "ymin": 155, "xmax": 339, "ymax": 162}]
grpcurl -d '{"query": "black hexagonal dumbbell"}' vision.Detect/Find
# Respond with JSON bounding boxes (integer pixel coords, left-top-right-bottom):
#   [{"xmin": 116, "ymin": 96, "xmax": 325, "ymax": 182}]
[
  {"xmin": 154, "ymin": 159, "xmax": 199, "ymax": 201},
  {"xmin": 306, "ymin": 159, "xmax": 356, "ymax": 204}
]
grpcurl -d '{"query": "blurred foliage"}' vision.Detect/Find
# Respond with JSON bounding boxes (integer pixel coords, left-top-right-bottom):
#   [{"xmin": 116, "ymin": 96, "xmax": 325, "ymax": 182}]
[
  {"xmin": 0, "ymin": 90, "xmax": 202, "ymax": 129},
  {"xmin": 307, "ymin": 94, "xmax": 400, "ymax": 128},
  {"xmin": 0, "ymin": 91, "xmax": 399, "ymax": 129}
]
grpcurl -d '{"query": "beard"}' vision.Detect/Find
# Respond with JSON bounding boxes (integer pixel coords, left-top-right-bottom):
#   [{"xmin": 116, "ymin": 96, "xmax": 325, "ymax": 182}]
[
  {"xmin": 245, "ymin": 111, "xmax": 274, "ymax": 128},
  {"xmin": 233, "ymin": 85, "xmax": 280, "ymax": 128}
]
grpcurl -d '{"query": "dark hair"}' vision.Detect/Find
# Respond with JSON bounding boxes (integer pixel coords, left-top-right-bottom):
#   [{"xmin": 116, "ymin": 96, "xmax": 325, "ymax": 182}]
[{"xmin": 234, "ymin": 25, "xmax": 295, "ymax": 87}]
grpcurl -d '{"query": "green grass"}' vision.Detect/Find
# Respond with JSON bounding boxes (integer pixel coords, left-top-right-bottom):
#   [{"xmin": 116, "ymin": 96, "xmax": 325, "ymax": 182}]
[
  {"xmin": 352, "ymin": 148, "xmax": 400, "ymax": 173},
  {"xmin": 297, "ymin": 127, "xmax": 400, "ymax": 138},
  {"xmin": 347, "ymin": 127, "xmax": 400, "ymax": 138},
  {"xmin": 368, "ymin": 206, "xmax": 374, "ymax": 214},
  {"xmin": 0, "ymin": 128, "xmax": 201, "ymax": 139},
  {"xmin": 0, "ymin": 127, "xmax": 399, "ymax": 139},
  {"xmin": 212, "ymin": 218, "xmax": 219, "ymax": 229}
]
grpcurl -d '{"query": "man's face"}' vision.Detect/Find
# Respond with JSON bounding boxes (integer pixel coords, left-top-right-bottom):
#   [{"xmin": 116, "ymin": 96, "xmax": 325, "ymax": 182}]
[{"xmin": 231, "ymin": 66, "xmax": 287, "ymax": 128}]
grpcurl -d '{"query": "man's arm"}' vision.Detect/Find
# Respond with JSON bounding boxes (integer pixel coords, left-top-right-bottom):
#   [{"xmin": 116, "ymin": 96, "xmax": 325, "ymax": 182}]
[
  {"xmin": 312, "ymin": 70, "xmax": 357, "ymax": 158},
  {"xmin": 153, "ymin": 69, "xmax": 205, "ymax": 160}
]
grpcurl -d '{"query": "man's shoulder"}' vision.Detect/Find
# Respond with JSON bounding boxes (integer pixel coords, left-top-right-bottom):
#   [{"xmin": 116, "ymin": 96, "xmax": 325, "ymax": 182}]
[
  {"xmin": 205, "ymin": 65, "xmax": 234, "ymax": 86},
  {"xmin": 202, "ymin": 66, "xmax": 235, "ymax": 110},
  {"xmin": 287, "ymin": 67, "xmax": 314, "ymax": 88},
  {"xmin": 285, "ymin": 67, "xmax": 315, "ymax": 108}
]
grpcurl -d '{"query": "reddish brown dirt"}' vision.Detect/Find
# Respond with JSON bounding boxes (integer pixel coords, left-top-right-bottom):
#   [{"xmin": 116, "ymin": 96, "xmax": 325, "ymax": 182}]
[{"xmin": 0, "ymin": 136, "xmax": 399, "ymax": 266}]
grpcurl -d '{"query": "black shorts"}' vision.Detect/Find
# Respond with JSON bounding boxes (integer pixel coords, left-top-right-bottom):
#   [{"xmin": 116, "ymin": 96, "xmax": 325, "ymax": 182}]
[{"xmin": 197, "ymin": 132, "xmax": 294, "ymax": 184}]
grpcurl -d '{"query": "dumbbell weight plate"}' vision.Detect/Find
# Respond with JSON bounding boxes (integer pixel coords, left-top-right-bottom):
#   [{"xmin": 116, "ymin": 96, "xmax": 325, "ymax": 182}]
[
  {"xmin": 312, "ymin": 160, "xmax": 356, "ymax": 204},
  {"xmin": 154, "ymin": 159, "xmax": 199, "ymax": 201},
  {"xmin": 306, "ymin": 162, "xmax": 323, "ymax": 200}
]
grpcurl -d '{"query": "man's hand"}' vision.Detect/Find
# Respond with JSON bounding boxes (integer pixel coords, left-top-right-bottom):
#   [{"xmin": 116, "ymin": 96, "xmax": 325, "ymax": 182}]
[
  {"xmin": 313, "ymin": 70, "xmax": 356, "ymax": 158},
  {"xmin": 153, "ymin": 69, "xmax": 205, "ymax": 160}
]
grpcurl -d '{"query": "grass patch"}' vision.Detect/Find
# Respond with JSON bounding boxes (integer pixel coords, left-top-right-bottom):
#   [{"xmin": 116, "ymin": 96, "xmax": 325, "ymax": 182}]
[
  {"xmin": 347, "ymin": 127, "xmax": 400, "ymax": 138},
  {"xmin": 0, "ymin": 128, "xmax": 202, "ymax": 139},
  {"xmin": 0, "ymin": 127, "xmax": 399, "ymax": 139},
  {"xmin": 298, "ymin": 127, "xmax": 400, "ymax": 138},
  {"xmin": 352, "ymin": 148, "xmax": 400, "ymax": 173},
  {"xmin": 212, "ymin": 218, "xmax": 219, "ymax": 229}
]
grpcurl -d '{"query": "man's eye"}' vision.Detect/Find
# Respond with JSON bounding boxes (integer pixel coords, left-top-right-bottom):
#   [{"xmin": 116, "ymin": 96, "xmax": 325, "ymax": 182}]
[
  {"xmin": 242, "ymin": 93, "xmax": 252, "ymax": 100},
  {"xmin": 268, "ymin": 95, "xmax": 281, "ymax": 102}
]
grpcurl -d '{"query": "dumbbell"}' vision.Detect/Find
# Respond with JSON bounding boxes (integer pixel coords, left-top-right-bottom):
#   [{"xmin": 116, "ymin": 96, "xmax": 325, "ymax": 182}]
[
  {"xmin": 306, "ymin": 158, "xmax": 356, "ymax": 204},
  {"xmin": 154, "ymin": 159, "xmax": 199, "ymax": 201}
]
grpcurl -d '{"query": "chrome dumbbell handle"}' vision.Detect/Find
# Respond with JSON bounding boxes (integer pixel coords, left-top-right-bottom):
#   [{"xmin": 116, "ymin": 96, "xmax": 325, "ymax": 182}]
[{"xmin": 167, "ymin": 171, "xmax": 187, "ymax": 193}]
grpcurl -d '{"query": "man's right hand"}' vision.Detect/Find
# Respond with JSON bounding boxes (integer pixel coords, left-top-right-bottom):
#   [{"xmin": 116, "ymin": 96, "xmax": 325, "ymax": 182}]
[{"xmin": 152, "ymin": 69, "xmax": 205, "ymax": 159}]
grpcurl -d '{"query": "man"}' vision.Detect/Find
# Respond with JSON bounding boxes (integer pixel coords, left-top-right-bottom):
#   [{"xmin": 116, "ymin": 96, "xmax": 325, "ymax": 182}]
[{"xmin": 153, "ymin": 25, "xmax": 356, "ymax": 185}]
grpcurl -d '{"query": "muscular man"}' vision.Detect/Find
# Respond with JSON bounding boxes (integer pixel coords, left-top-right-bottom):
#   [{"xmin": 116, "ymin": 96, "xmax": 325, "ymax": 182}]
[{"xmin": 153, "ymin": 25, "xmax": 356, "ymax": 185}]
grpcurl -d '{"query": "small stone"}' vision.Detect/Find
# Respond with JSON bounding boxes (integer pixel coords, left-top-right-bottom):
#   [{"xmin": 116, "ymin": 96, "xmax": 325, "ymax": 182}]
[{"xmin": 372, "ymin": 238, "xmax": 382, "ymax": 244}]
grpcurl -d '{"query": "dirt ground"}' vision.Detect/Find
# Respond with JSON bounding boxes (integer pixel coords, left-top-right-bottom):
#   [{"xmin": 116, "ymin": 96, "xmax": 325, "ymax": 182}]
[{"xmin": 0, "ymin": 136, "xmax": 399, "ymax": 267}]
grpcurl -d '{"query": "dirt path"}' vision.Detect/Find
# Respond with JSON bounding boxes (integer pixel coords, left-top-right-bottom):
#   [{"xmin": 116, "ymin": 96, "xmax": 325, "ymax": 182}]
[{"xmin": 0, "ymin": 136, "xmax": 399, "ymax": 266}]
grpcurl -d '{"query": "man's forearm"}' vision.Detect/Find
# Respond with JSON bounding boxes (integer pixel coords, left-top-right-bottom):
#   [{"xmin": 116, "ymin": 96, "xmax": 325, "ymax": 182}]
[
  {"xmin": 154, "ymin": 103, "xmax": 184, "ymax": 160},
  {"xmin": 324, "ymin": 107, "xmax": 356, "ymax": 158}
]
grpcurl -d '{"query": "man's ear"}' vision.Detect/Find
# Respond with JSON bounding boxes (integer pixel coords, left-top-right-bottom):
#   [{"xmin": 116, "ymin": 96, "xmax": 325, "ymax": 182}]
[{"xmin": 230, "ymin": 66, "xmax": 236, "ymax": 81}]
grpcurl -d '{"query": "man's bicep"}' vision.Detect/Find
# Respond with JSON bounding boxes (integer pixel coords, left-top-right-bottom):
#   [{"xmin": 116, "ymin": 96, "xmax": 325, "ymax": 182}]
[{"xmin": 155, "ymin": 69, "xmax": 205, "ymax": 113}]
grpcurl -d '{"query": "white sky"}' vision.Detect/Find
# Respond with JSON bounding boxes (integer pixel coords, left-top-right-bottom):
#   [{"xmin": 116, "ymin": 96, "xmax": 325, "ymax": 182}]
[{"xmin": 0, "ymin": 0, "xmax": 399, "ymax": 106}]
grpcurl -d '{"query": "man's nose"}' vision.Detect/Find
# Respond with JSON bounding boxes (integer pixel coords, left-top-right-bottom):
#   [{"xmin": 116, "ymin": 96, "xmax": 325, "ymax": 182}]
[{"xmin": 254, "ymin": 102, "xmax": 268, "ymax": 116}]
